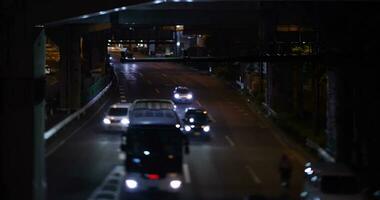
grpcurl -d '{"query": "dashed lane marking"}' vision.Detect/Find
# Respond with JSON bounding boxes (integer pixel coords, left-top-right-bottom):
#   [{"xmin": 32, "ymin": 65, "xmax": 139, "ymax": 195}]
[
  {"xmin": 196, "ymin": 100, "xmax": 202, "ymax": 106},
  {"xmin": 161, "ymin": 73, "xmax": 168, "ymax": 78},
  {"xmin": 120, "ymin": 95, "xmax": 126, "ymax": 99},
  {"xmin": 208, "ymin": 113, "xmax": 216, "ymax": 123},
  {"xmin": 155, "ymin": 88, "xmax": 160, "ymax": 94},
  {"xmin": 225, "ymin": 135, "xmax": 235, "ymax": 147},
  {"xmin": 147, "ymin": 80, "xmax": 152, "ymax": 85},
  {"xmin": 138, "ymin": 72, "xmax": 143, "ymax": 77},
  {"xmin": 245, "ymin": 165, "xmax": 262, "ymax": 184},
  {"xmin": 120, "ymin": 99, "xmax": 127, "ymax": 103},
  {"xmin": 183, "ymin": 163, "xmax": 191, "ymax": 183}
]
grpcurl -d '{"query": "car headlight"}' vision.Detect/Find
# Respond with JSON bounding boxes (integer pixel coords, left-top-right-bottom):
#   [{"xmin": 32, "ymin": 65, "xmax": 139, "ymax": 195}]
[
  {"xmin": 103, "ymin": 118, "xmax": 111, "ymax": 124},
  {"xmin": 202, "ymin": 125, "xmax": 210, "ymax": 132},
  {"xmin": 189, "ymin": 118, "xmax": 194, "ymax": 123},
  {"xmin": 184, "ymin": 125, "xmax": 191, "ymax": 132},
  {"xmin": 126, "ymin": 179, "xmax": 138, "ymax": 189},
  {"xmin": 175, "ymin": 124, "xmax": 181, "ymax": 128},
  {"xmin": 186, "ymin": 94, "xmax": 193, "ymax": 99},
  {"xmin": 121, "ymin": 118, "xmax": 130, "ymax": 125},
  {"xmin": 174, "ymin": 93, "xmax": 180, "ymax": 99},
  {"xmin": 170, "ymin": 180, "xmax": 182, "ymax": 189}
]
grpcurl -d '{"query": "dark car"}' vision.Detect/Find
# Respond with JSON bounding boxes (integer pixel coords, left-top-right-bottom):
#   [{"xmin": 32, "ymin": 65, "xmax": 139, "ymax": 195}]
[
  {"xmin": 182, "ymin": 108, "xmax": 212, "ymax": 140},
  {"xmin": 120, "ymin": 51, "xmax": 135, "ymax": 63}
]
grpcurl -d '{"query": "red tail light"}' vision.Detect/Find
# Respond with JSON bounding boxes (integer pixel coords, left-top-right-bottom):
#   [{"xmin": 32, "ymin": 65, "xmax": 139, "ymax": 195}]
[{"xmin": 146, "ymin": 174, "xmax": 160, "ymax": 180}]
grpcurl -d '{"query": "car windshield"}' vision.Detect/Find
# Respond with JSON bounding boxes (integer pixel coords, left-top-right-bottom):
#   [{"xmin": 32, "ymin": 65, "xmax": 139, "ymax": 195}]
[
  {"xmin": 108, "ymin": 108, "xmax": 128, "ymax": 116},
  {"xmin": 127, "ymin": 128, "xmax": 182, "ymax": 156},
  {"xmin": 176, "ymin": 88, "xmax": 189, "ymax": 94},
  {"xmin": 320, "ymin": 175, "xmax": 361, "ymax": 194}
]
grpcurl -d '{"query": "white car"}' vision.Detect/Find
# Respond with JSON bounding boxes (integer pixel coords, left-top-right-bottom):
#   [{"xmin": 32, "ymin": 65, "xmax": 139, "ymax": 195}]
[
  {"xmin": 102, "ymin": 103, "xmax": 131, "ymax": 131},
  {"xmin": 172, "ymin": 86, "xmax": 193, "ymax": 104},
  {"xmin": 301, "ymin": 162, "xmax": 364, "ymax": 200}
]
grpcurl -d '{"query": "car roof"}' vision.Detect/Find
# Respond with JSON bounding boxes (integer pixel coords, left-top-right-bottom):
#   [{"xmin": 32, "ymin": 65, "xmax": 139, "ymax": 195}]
[
  {"xmin": 175, "ymin": 86, "xmax": 189, "ymax": 90},
  {"xmin": 110, "ymin": 103, "xmax": 131, "ymax": 109},
  {"xmin": 185, "ymin": 107, "xmax": 207, "ymax": 113},
  {"xmin": 307, "ymin": 162, "xmax": 356, "ymax": 177},
  {"xmin": 129, "ymin": 109, "xmax": 180, "ymax": 125},
  {"xmin": 133, "ymin": 99, "xmax": 175, "ymax": 110}
]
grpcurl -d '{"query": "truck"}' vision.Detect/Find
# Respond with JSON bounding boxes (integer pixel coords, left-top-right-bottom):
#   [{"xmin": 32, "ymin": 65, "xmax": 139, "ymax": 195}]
[{"xmin": 120, "ymin": 100, "xmax": 189, "ymax": 192}]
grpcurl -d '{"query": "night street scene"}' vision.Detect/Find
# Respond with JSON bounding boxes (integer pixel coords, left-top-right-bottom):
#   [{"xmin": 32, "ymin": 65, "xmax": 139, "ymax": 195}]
[{"xmin": 2, "ymin": 1, "xmax": 380, "ymax": 200}]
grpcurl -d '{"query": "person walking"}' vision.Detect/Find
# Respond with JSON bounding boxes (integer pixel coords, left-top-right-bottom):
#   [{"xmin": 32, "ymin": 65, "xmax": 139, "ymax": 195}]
[{"xmin": 278, "ymin": 153, "xmax": 292, "ymax": 188}]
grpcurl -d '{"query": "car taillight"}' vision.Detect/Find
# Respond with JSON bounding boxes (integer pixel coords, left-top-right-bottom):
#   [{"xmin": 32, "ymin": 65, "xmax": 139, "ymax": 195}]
[{"xmin": 146, "ymin": 174, "xmax": 160, "ymax": 180}]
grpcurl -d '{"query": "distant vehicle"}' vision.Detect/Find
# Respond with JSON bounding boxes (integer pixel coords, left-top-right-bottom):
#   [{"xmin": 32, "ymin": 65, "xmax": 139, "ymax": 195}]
[
  {"xmin": 301, "ymin": 162, "xmax": 364, "ymax": 200},
  {"xmin": 172, "ymin": 86, "xmax": 193, "ymax": 104},
  {"xmin": 182, "ymin": 108, "xmax": 212, "ymax": 139},
  {"xmin": 132, "ymin": 99, "xmax": 176, "ymax": 110},
  {"xmin": 120, "ymin": 104, "xmax": 189, "ymax": 192},
  {"xmin": 102, "ymin": 103, "xmax": 131, "ymax": 131},
  {"xmin": 120, "ymin": 51, "xmax": 135, "ymax": 62}
]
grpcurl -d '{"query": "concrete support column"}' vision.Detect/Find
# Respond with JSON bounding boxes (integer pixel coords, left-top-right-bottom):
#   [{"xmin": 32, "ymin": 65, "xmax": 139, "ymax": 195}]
[
  {"xmin": 0, "ymin": 10, "xmax": 46, "ymax": 200},
  {"xmin": 58, "ymin": 27, "xmax": 82, "ymax": 111},
  {"xmin": 326, "ymin": 65, "xmax": 354, "ymax": 162}
]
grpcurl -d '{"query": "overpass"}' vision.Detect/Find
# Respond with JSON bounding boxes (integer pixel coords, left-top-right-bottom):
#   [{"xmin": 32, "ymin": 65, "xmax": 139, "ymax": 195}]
[{"xmin": 1, "ymin": 1, "xmax": 380, "ymax": 200}]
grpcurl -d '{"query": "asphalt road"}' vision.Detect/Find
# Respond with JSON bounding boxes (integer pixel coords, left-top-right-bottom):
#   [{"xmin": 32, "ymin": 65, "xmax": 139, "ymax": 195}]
[{"xmin": 46, "ymin": 55, "xmax": 313, "ymax": 200}]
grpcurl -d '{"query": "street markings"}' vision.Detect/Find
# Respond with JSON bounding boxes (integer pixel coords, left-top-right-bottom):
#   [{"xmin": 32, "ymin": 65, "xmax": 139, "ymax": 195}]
[
  {"xmin": 183, "ymin": 163, "xmax": 191, "ymax": 183},
  {"xmin": 225, "ymin": 135, "xmax": 235, "ymax": 147},
  {"xmin": 161, "ymin": 73, "xmax": 168, "ymax": 78},
  {"xmin": 138, "ymin": 72, "xmax": 143, "ymax": 77},
  {"xmin": 120, "ymin": 99, "xmax": 127, "ymax": 103},
  {"xmin": 87, "ymin": 165, "xmax": 124, "ymax": 200},
  {"xmin": 208, "ymin": 113, "xmax": 216, "ymax": 122},
  {"xmin": 245, "ymin": 165, "xmax": 262, "ymax": 184},
  {"xmin": 155, "ymin": 88, "xmax": 160, "ymax": 94},
  {"xmin": 147, "ymin": 80, "xmax": 152, "ymax": 85},
  {"xmin": 196, "ymin": 100, "xmax": 202, "ymax": 106}
]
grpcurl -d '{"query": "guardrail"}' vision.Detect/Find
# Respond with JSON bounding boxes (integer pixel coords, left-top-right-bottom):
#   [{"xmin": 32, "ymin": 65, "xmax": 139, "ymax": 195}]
[{"xmin": 44, "ymin": 80, "xmax": 112, "ymax": 140}]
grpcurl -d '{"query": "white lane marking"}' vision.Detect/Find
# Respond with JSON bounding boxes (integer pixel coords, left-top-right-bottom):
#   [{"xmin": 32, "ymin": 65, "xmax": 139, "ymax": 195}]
[
  {"xmin": 138, "ymin": 72, "xmax": 143, "ymax": 77},
  {"xmin": 208, "ymin": 113, "xmax": 216, "ymax": 122},
  {"xmin": 119, "ymin": 91, "xmax": 125, "ymax": 94},
  {"xmin": 120, "ymin": 95, "xmax": 126, "ymax": 99},
  {"xmin": 183, "ymin": 163, "xmax": 191, "ymax": 183},
  {"xmin": 245, "ymin": 165, "xmax": 262, "ymax": 184},
  {"xmin": 147, "ymin": 80, "xmax": 152, "ymax": 85},
  {"xmin": 161, "ymin": 73, "xmax": 168, "ymax": 78},
  {"xmin": 155, "ymin": 88, "xmax": 160, "ymax": 94},
  {"xmin": 196, "ymin": 100, "xmax": 202, "ymax": 106},
  {"xmin": 225, "ymin": 135, "xmax": 235, "ymax": 147},
  {"xmin": 120, "ymin": 99, "xmax": 127, "ymax": 103},
  {"xmin": 46, "ymin": 98, "xmax": 110, "ymax": 157}
]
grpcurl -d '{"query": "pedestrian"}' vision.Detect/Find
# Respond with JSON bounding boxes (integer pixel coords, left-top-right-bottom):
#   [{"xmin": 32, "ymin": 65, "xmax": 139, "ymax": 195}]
[{"xmin": 278, "ymin": 153, "xmax": 292, "ymax": 188}]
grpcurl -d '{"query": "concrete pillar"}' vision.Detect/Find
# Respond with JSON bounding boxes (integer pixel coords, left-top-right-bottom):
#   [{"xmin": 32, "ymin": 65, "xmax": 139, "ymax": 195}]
[
  {"xmin": 0, "ymin": 12, "xmax": 46, "ymax": 200},
  {"xmin": 58, "ymin": 27, "xmax": 82, "ymax": 110}
]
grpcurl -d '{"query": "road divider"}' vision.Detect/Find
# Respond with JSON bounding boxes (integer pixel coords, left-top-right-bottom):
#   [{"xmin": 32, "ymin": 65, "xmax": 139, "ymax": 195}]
[{"xmin": 44, "ymin": 81, "xmax": 112, "ymax": 140}]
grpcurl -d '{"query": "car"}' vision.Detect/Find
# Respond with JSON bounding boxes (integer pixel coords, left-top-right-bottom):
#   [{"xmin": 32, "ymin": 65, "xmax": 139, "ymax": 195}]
[
  {"xmin": 102, "ymin": 103, "xmax": 131, "ymax": 131},
  {"xmin": 132, "ymin": 99, "xmax": 176, "ymax": 110},
  {"xmin": 182, "ymin": 108, "xmax": 212, "ymax": 139},
  {"xmin": 172, "ymin": 86, "xmax": 193, "ymax": 103},
  {"xmin": 301, "ymin": 162, "xmax": 365, "ymax": 200}
]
